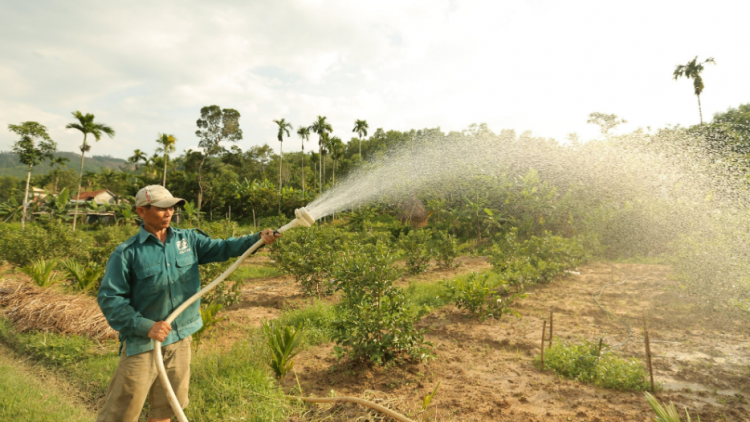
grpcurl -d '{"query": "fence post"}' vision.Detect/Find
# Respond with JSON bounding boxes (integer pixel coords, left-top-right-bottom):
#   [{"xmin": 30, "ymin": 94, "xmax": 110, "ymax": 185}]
[
  {"xmin": 540, "ymin": 320, "xmax": 547, "ymax": 370},
  {"xmin": 643, "ymin": 315, "xmax": 655, "ymax": 393}
]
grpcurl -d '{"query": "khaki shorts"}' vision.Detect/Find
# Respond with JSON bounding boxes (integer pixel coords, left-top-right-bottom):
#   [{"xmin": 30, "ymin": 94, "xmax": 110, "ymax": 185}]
[{"xmin": 96, "ymin": 336, "xmax": 192, "ymax": 422}]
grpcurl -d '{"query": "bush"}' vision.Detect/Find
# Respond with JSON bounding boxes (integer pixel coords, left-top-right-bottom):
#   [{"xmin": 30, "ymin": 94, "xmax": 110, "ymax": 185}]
[
  {"xmin": 398, "ymin": 229, "xmax": 434, "ymax": 274},
  {"xmin": 431, "ymin": 230, "xmax": 459, "ymax": 269},
  {"xmin": 332, "ymin": 241, "xmax": 433, "ymax": 364},
  {"xmin": 60, "ymin": 259, "xmax": 105, "ymax": 294},
  {"xmin": 538, "ymin": 339, "xmax": 651, "ymax": 391},
  {"xmin": 269, "ymin": 225, "xmax": 350, "ymax": 297},
  {"xmin": 490, "ymin": 229, "xmax": 587, "ymax": 292},
  {"xmin": 0, "ymin": 222, "xmax": 91, "ymax": 267},
  {"xmin": 444, "ymin": 272, "xmax": 521, "ymax": 321}
]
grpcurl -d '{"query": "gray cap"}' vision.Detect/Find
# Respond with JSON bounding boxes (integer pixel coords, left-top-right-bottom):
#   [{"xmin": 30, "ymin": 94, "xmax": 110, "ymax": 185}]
[{"xmin": 135, "ymin": 185, "xmax": 186, "ymax": 208}]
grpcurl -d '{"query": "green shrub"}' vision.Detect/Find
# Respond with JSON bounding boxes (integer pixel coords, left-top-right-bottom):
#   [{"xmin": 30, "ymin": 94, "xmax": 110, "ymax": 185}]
[
  {"xmin": 0, "ymin": 222, "xmax": 91, "ymax": 266},
  {"xmin": 20, "ymin": 258, "xmax": 60, "ymax": 288},
  {"xmin": 332, "ymin": 241, "xmax": 433, "ymax": 364},
  {"xmin": 60, "ymin": 259, "xmax": 105, "ymax": 294},
  {"xmin": 269, "ymin": 225, "xmax": 350, "ymax": 297},
  {"xmin": 444, "ymin": 272, "xmax": 522, "ymax": 321},
  {"xmin": 193, "ymin": 303, "xmax": 227, "ymax": 348},
  {"xmin": 431, "ymin": 229, "xmax": 460, "ymax": 269},
  {"xmin": 262, "ymin": 320, "xmax": 304, "ymax": 380},
  {"xmin": 538, "ymin": 339, "xmax": 651, "ymax": 391},
  {"xmin": 398, "ymin": 229, "xmax": 434, "ymax": 274},
  {"xmin": 87, "ymin": 225, "xmax": 138, "ymax": 267},
  {"xmin": 490, "ymin": 229, "xmax": 587, "ymax": 292}
]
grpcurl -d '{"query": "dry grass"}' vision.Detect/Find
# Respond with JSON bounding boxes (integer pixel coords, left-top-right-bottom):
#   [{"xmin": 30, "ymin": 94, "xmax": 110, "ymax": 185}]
[{"xmin": 0, "ymin": 281, "xmax": 116, "ymax": 340}]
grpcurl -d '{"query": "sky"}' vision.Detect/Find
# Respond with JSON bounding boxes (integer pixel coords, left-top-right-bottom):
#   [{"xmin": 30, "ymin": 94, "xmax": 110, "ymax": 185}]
[{"xmin": 1, "ymin": 0, "xmax": 748, "ymax": 160}]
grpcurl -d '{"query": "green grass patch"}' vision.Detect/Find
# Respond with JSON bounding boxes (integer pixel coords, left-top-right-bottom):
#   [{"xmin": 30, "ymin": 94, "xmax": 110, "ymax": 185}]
[
  {"xmin": 404, "ymin": 278, "xmax": 452, "ymax": 310},
  {"xmin": 537, "ymin": 339, "xmax": 652, "ymax": 391},
  {"xmin": 277, "ymin": 300, "xmax": 336, "ymax": 347},
  {"xmin": 232, "ymin": 265, "xmax": 283, "ymax": 281},
  {"xmin": 0, "ymin": 347, "xmax": 94, "ymax": 422}
]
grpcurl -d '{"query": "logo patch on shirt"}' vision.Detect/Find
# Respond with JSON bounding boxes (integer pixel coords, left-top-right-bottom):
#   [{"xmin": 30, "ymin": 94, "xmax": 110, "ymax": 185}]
[{"xmin": 177, "ymin": 238, "xmax": 191, "ymax": 254}]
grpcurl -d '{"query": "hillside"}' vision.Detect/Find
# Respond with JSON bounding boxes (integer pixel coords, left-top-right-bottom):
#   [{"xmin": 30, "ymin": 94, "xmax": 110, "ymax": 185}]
[{"xmin": 0, "ymin": 151, "xmax": 131, "ymax": 178}]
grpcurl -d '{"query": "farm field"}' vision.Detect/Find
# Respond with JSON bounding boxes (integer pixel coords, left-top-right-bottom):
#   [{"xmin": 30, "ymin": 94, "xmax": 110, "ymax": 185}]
[{"xmin": 1, "ymin": 254, "xmax": 748, "ymax": 421}]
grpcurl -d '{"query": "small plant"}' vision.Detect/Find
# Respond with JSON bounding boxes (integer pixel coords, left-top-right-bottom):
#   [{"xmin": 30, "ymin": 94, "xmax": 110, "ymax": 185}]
[
  {"xmin": 20, "ymin": 258, "xmax": 60, "ymax": 288},
  {"xmin": 421, "ymin": 380, "xmax": 441, "ymax": 420},
  {"xmin": 399, "ymin": 229, "xmax": 434, "ymax": 274},
  {"xmin": 193, "ymin": 302, "xmax": 227, "ymax": 347},
  {"xmin": 432, "ymin": 230, "xmax": 459, "ymax": 269},
  {"xmin": 444, "ymin": 272, "xmax": 521, "ymax": 321},
  {"xmin": 645, "ymin": 392, "xmax": 700, "ymax": 422},
  {"xmin": 60, "ymin": 259, "xmax": 105, "ymax": 293},
  {"xmin": 262, "ymin": 320, "xmax": 305, "ymax": 380},
  {"xmin": 539, "ymin": 339, "xmax": 651, "ymax": 391}
]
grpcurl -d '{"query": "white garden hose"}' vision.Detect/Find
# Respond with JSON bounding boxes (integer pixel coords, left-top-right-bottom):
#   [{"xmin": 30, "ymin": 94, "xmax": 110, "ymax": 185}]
[{"xmin": 154, "ymin": 208, "xmax": 314, "ymax": 422}]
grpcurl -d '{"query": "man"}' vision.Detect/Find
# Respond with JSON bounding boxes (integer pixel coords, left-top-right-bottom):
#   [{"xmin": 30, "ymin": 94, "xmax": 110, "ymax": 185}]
[{"xmin": 96, "ymin": 185, "xmax": 279, "ymax": 422}]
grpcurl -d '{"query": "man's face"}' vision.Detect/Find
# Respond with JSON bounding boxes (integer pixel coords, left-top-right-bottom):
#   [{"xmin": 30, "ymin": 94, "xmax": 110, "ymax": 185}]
[{"xmin": 136, "ymin": 205, "xmax": 174, "ymax": 230}]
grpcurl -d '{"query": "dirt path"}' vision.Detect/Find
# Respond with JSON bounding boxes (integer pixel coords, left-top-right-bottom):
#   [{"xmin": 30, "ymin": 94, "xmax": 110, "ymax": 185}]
[{"xmin": 218, "ymin": 260, "xmax": 749, "ymax": 421}]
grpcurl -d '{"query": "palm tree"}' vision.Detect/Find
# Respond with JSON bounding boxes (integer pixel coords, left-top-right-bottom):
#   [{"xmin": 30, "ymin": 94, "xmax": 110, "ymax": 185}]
[
  {"xmin": 296, "ymin": 126, "xmax": 311, "ymax": 197},
  {"xmin": 128, "ymin": 149, "xmax": 147, "ymax": 171},
  {"xmin": 273, "ymin": 119, "xmax": 293, "ymax": 211},
  {"xmin": 49, "ymin": 156, "xmax": 70, "ymax": 194},
  {"xmin": 66, "ymin": 111, "xmax": 115, "ymax": 231},
  {"xmin": 352, "ymin": 119, "xmax": 369, "ymax": 160},
  {"xmin": 155, "ymin": 133, "xmax": 177, "ymax": 186},
  {"xmin": 310, "ymin": 116, "xmax": 332, "ymax": 194},
  {"xmin": 673, "ymin": 56, "xmax": 716, "ymax": 124},
  {"xmin": 329, "ymin": 136, "xmax": 345, "ymax": 186}
]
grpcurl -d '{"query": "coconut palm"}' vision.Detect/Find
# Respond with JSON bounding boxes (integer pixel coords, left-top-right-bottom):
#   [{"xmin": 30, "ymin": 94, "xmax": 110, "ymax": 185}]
[
  {"xmin": 66, "ymin": 111, "xmax": 115, "ymax": 231},
  {"xmin": 128, "ymin": 149, "xmax": 147, "ymax": 171},
  {"xmin": 296, "ymin": 126, "xmax": 311, "ymax": 197},
  {"xmin": 8, "ymin": 122, "xmax": 56, "ymax": 230},
  {"xmin": 49, "ymin": 156, "xmax": 70, "ymax": 194},
  {"xmin": 155, "ymin": 133, "xmax": 177, "ymax": 186},
  {"xmin": 352, "ymin": 119, "xmax": 369, "ymax": 160},
  {"xmin": 310, "ymin": 116, "xmax": 332, "ymax": 195},
  {"xmin": 273, "ymin": 119, "xmax": 293, "ymax": 206},
  {"xmin": 673, "ymin": 56, "xmax": 716, "ymax": 124}
]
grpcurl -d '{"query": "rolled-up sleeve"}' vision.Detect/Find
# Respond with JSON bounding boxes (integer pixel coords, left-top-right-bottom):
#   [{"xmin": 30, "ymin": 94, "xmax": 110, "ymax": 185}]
[
  {"xmin": 97, "ymin": 250, "xmax": 156, "ymax": 338},
  {"xmin": 192, "ymin": 230, "xmax": 262, "ymax": 264}
]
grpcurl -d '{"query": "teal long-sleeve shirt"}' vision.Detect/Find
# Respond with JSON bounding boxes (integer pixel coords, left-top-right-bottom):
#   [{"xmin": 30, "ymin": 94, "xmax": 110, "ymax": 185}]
[{"xmin": 97, "ymin": 226, "xmax": 262, "ymax": 356}]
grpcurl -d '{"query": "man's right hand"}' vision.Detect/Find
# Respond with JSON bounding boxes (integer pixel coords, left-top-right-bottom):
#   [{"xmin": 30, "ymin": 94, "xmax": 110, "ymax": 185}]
[{"xmin": 148, "ymin": 321, "xmax": 172, "ymax": 342}]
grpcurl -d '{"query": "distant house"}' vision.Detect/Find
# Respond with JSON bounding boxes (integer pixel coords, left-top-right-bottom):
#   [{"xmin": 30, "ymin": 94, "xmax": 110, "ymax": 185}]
[
  {"xmin": 72, "ymin": 189, "xmax": 118, "ymax": 205},
  {"xmin": 31, "ymin": 187, "xmax": 47, "ymax": 200}
]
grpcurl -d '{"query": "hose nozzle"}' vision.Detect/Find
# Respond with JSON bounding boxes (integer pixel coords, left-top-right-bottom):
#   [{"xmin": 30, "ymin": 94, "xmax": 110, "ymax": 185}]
[{"xmin": 294, "ymin": 207, "xmax": 314, "ymax": 227}]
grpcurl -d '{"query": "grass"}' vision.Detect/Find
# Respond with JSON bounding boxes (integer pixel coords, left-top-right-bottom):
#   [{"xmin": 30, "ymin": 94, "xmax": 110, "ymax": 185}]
[
  {"xmin": 277, "ymin": 300, "xmax": 337, "ymax": 347},
  {"xmin": 231, "ymin": 265, "xmax": 283, "ymax": 281},
  {"xmin": 537, "ymin": 338, "xmax": 652, "ymax": 391},
  {"xmin": 0, "ymin": 346, "xmax": 94, "ymax": 422}
]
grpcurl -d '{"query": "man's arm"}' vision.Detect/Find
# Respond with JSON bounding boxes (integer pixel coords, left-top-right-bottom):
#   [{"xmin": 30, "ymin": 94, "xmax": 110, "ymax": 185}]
[
  {"xmin": 192, "ymin": 229, "xmax": 279, "ymax": 264},
  {"xmin": 97, "ymin": 250, "xmax": 158, "ymax": 339}
]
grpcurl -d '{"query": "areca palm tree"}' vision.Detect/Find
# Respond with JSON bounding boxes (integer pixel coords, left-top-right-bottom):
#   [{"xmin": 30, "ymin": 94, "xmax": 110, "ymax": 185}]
[
  {"xmin": 352, "ymin": 119, "xmax": 368, "ymax": 160},
  {"xmin": 50, "ymin": 156, "xmax": 70, "ymax": 194},
  {"xmin": 155, "ymin": 133, "xmax": 177, "ymax": 186},
  {"xmin": 128, "ymin": 149, "xmax": 147, "ymax": 171},
  {"xmin": 9, "ymin": 122, "xmax": 56, "ymax": 230},
  {"xmin": 66, "ymin": 111, "xmax": 115, "ymax": 231},
  {"xmin": 273, "ymin": 119, "xmax": 293, "ymax": 207},
  {"xmin": 673, "ymin": 56, "xmax": 716, "ymax": 124},
  {"xmin": 296, "ymin": 126, "xmax": 311, "ymax": 197},
  {"xmin": 310, "ymin": 116, "xmax": 332, "ymax": 194}
]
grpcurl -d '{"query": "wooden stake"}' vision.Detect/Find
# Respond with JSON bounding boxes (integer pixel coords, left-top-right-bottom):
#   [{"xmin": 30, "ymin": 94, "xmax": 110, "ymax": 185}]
[
  {"xmin": 596, "ymin": 338, "xmax": 603, "ymax": 358},
  {"xmin": 540, "ymin": 320, "xmax": 547, "ymax": 370},
  {"xmin": 643, "ymin": 315, "xmax": 655, "ymax": 393},
  {"xmin": 548, "ymin": 311, "xmax": 554, "ymax": 349}
]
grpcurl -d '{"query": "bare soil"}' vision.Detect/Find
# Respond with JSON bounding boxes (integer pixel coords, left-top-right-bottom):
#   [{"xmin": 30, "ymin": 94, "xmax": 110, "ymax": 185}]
[{"xmin": 216, "ymin": 259, "xmax": 750, "ymax": 422}]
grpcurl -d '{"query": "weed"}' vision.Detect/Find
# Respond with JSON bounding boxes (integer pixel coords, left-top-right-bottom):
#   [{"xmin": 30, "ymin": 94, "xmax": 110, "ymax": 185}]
[
  {"xmin": 538, "ymin": 339, "xmax": 651, "ymax": 391},
  {"xmin": 193, "ymin": 302, "xmax": 227, "ymax": 348},
  {"xmin": 262, "ymin": 320, "xmax": 305, "ymax": 381},
  {"xmin": 645, "ymin": 392, "xmax": 700, "ymax": 421},
  {"xmin": 20, "ymin": 258, "xmax": 60, "ymax": 288}
]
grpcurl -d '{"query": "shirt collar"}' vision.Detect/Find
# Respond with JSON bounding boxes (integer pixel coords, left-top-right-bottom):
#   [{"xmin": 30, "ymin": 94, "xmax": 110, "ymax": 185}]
[{"xmin": 138, "ymin": 225, "xmax": 173, "ymax": 244}]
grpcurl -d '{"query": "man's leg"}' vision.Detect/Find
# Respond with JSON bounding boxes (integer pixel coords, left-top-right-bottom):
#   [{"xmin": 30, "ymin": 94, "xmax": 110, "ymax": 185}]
[
  {"xmin": 148, "ymin": 336, "xmax": 192, "ymax": 421},
  {"xmin": 96, "ymin": 344, "xmax": 158, "ymax": 422}
]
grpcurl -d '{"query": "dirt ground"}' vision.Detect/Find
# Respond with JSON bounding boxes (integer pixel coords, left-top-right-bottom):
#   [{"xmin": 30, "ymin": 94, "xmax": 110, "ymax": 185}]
[{"xmin": 214, "ymin": 258, "xmax": 750, "ymax": 422}]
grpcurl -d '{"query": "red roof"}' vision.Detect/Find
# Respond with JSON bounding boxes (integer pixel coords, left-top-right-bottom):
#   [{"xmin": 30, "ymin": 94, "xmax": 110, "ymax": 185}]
[{"xmin": 73, "ymin": 190, "xmax": 114, "ymax": 201}]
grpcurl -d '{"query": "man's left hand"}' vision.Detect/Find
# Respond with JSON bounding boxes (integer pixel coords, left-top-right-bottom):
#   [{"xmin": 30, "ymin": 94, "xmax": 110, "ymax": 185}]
[{"xmin": 260, "ymin": 228, "xmax": 281, "ymax": 245}]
